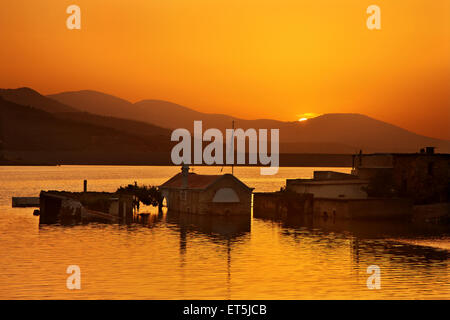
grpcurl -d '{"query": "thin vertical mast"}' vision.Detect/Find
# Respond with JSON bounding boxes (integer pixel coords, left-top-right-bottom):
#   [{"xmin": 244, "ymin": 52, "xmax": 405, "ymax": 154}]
[{"xmin": 232, "ymin": 120, "xmax": 235, "ymax": 176}]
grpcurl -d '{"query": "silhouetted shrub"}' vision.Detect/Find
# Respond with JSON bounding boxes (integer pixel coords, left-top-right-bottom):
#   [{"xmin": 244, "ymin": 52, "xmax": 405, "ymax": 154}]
[{"xmin": 116, "ymin": 184, "xmax": 163, "ymax": 207}]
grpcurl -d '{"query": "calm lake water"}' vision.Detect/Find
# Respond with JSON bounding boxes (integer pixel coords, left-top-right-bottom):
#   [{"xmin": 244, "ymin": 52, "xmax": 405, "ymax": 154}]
[{"xmin": 0, "ymin": 166, "xmax": 448, "ymax": 299}]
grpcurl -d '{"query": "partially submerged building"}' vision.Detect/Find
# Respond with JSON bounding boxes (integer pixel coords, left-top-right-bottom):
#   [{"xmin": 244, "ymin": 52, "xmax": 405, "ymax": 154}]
[
  {"xmin": 39, "ymin": 191, "xmax": 133, "ymax": 224},
  {"xmin": 286, "ymin": 171, "xmax": 369, "ymax": 199},
  {"xmin": 270, "ymin": 147, "xmax": 449, "ymax": 221},
  {"xmin": 353, "ymin": 147, "xmax": 449, "ymax": 204},
  {"xmin": 284, "ymin": 170, "xmax": 412, "ymax": 219},
  {"xmin": 159, "ymin": 166, "xmax": 253, "ymax": 216}
]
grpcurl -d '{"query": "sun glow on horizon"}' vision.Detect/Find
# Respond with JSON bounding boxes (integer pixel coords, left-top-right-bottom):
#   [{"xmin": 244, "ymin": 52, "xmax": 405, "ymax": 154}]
[
  {"xmin": 298, "ymin": 113, "xmax": 321, "ymax": 122},
  {"xmin": 0, "ymin": 1, "xmax": 448, "ymax": 139}
]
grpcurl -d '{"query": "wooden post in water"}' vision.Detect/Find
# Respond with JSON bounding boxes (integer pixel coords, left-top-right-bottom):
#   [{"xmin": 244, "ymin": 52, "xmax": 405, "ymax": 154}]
[{"xmin": 83, "ymin": 180, "xmax": 87, "ymax": 192}]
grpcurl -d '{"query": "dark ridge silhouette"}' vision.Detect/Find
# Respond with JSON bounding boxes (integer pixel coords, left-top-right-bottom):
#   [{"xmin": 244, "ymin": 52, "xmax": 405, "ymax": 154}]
[
  {"xmin": 49, "ymin": 89, "xmax": 135, "ymax": 118},
  {"xmin": 55, "ymin": 112, "xmax": 171, "ymax": 140},
  {"xmin": 0, "ymin": 87, "xmax": 77, "ymax": 113},
  {"xmin": 0, "ymin": 87, "xmax": 172, "ymax": 142},
  {"xmin": 49, "ymin": 89, "xmax": 450, "ymax": 153},
  {"xmin": 274, "ymin": 113, "xmax": 450, "ymax": 153},
  {"xmin": 0, "ymin": 97, "xmax": 171, "ymax": 165},
  {"xmin": 49, "ymin": 90, "xmax": 283, "ymax": 129},
  {"xmin": 0, "ymin": 94, "xmax": 353, "ymax": 166},
  {"xmin": 279, "ymin": 142, "xmax": 357, "ymax": 154}
]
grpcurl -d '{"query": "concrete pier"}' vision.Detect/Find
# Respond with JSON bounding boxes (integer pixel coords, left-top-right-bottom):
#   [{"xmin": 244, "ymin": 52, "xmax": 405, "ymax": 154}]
[{"xmin": 12, "ymin": 197, "xmax": 40, "ymax": 207}]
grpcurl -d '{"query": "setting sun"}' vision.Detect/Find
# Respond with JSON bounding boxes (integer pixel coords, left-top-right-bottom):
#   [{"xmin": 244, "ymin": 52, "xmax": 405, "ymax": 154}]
[{"xmin": 298, "ymin": 113, "xmax": 321, "ymax": 122}]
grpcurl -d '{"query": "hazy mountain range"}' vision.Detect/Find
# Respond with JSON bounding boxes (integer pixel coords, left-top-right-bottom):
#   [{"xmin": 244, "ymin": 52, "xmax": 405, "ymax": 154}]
[
  {"xmin": 1, "ymin": 87, "xmax": 449, "ymax": 165},
  {"xmin": 48, "ymin": 89, "xmax": 450, "ymax": 153}
]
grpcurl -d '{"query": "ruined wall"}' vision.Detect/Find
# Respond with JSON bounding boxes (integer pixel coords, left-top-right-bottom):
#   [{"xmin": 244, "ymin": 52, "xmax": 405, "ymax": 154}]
[
  {"xmin": 253, "ymin": 193, "xmax": 288, "ymax": 219},
  {"xmin": 356, "ymin": 154, "xmax": 394, "ymax": 168},
  {"xmin": 413, "ymin": 202, "xmax": 450, "ymax": 222},
  {"xmin": 164, "ymin": 189, "xmax": 201, "ymax": 214},
  {"xmin": 356, "ymin": 167, "xmax": 393, "ymax": 180},
  {"xmin": 118, "ymin": 195, "xmax": 134, "ymax": 222},
  {"xmin": 287, "ymin": 182, "xmax": 368, "ymax": 199},
  {"xmin": 353, "ymin": 154, "xmax": 394, "ymax": 180},
  {"xmin": 313, "ymin": 198, "xmax": 350, "ymax": 219},
  {"xmin": 392, "ymin": 155, "xmax": 449, "ymax": 204},
  {"xmin": 314, "ymin": 198, "xmax": 412, "ymax": 220},
  {"xmin": 40, "ymin": 193, "xmax": 62, "ymax": 224},
  {"xmin": 354, "ymin": 154, "xmax": 449, "ymax": 204},
  {"xmin": 39, "ymin": 191, "xmax": 133, "ymax": 224},
  {"xmin": 253, "ymin": 192, "xmax": 313, "ymax": 219}
]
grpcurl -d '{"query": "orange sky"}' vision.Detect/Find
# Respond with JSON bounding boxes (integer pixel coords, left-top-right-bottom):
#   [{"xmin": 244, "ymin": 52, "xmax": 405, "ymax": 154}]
[{"xmin": 1, "ymin": 0, "xmax": 449, "ymax": 140}]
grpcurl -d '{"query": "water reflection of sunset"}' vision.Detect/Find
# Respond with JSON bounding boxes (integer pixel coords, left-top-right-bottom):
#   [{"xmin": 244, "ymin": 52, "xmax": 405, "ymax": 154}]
[{"xmin": 1, "ymin": 166, "xmax": 449, "ymax": 299}]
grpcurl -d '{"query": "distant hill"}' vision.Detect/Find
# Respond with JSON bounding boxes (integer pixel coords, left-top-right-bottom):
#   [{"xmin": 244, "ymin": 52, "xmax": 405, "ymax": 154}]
[
  {"xmin": 55, "ymin": 112, "xmax": 170, "ymax": 140},
  {"xmin": 49, "ymin": 90, "xmax": 136, "ymax": 118},
  {"xmin": 0, "ymin": 87, "xmax": 171, "ymax": 142},
  {"xmin": 49, "ymin": 90, "xmax": 450, "ymax": 153},
  {"xmin": 0, "ymin": 87, "xmax": 77, "ymax": 113},
  {"xmin": 0, "ymin": 97, "xmax": 171, "ymax": 165},
  {"xmin": 49, "ymin": 90, "xmax": 247, "ymax": 129},
  {"xmin": 274, "ymin": 113, "xmax": 450, "ymax": 153}
]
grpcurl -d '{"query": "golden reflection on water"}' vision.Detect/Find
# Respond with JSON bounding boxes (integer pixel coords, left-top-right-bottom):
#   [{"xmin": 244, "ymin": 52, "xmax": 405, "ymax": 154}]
[{"xmin": 0, "ymin": 166, "xmax": 448, "ymax": 299}]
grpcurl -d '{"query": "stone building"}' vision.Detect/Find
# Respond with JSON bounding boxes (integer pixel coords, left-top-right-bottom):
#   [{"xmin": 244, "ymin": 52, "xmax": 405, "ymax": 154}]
[
  {"xmin": 282, "ymin": 170, "xmax": 412, "ymax": 220},
  {"xmin": 286, "ymin": 171, "xmax": 369, "ymax": 199},
  {"xmin": 159, "ymin": 166, "xmax": 253, "ymax": 216},
  {"xmin": 353, "ymin": 147, "xmax": 449, "ymax": 204},
  {"xmin": 255, "ymin": 147, "xmax": 448, "ymax": 220}
]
